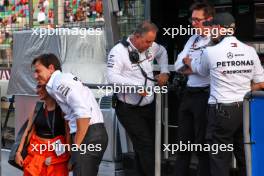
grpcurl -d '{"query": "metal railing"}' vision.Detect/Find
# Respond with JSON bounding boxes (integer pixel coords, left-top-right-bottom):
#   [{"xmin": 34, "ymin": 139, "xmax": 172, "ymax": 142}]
[{"xmin": 84, "ymin": 83, "xmax": 172, "ymax": 176}]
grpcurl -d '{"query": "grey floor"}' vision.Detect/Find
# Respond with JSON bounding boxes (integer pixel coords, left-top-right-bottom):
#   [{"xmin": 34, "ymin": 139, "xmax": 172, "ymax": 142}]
[{"xmin": 1, "ymin": 149, "xmax": 23, "ymax": 176}]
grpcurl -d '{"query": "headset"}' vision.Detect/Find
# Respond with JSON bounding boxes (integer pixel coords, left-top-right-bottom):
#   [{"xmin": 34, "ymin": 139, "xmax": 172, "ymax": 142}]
[
  {"xmin": 120, "ymin": 36, "xmax": 140, "ymax": 64},
  {"xmin": 120, "ymin": 37, "xmax": 156, "ymax": 82},
  {"xmin": 119, "ymin": 37, "xmax": 157, "ymax": 106}
]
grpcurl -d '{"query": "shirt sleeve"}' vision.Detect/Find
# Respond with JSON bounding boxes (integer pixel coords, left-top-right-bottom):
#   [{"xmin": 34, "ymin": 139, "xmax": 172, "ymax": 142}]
[
  {"xmin": 53, "ymin": 79, "xmax": 93, "ymax": 119},
  {"xmin": 174, "ymin": 36, "xmax": 194, "ymax": 72},
  {"xmin": 64, "ymin": 114, "xmax": 71, "ymax": 121},
  {"xmin": 152, "ymin": 42, "xmax": 169, "ymax": 73},
  {"xmin": 191, "ymin": 49, "xmax": 210, "ymax": 77},
  {"xmin": 251, "ymin": 48, "xmax": 264, "ymax": 83},
  {"xmin": 106, "ymin": 46, "xmax": 141, "ymax": 86}
]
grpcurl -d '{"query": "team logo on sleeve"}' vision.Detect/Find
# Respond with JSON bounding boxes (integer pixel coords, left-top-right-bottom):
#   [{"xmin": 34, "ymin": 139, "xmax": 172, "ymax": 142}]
[
  {"xmin": 73, "ymin": 76, "xmax": 80, "ymax": 81},
  {"xmin": 57, "ymin": 84, "xmax": 72, "ymax": 97},
  {"xmin": 107, "ymin": 55, "xmax": 115, "ymax": 68}
]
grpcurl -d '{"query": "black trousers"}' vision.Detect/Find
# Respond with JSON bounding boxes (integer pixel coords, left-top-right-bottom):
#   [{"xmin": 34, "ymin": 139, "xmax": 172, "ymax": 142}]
[
  {"xmin": 206, "ymin": 104, "xmax": 246, "ymax": 176},
  {"xmin": 115, "ymin": 100, "xmax": 155, "ymax": 176},
  {"xmin": 174, "ymin": 87, "xmax": 210, "ymax": 176},
  {"xmin": 71, "ymin": 123, "xmax": 108, "ymax": 176}
]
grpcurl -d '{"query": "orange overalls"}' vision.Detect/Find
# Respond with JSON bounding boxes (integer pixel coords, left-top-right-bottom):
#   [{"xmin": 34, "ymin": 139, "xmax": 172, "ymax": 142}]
[{"xmin": 23, "ymin": 134, "xmax": 70, "ymax": 176}]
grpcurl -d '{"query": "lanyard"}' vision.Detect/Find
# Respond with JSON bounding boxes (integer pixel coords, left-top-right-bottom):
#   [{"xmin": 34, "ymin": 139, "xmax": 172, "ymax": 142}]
[
  {"xmin": 44, "ymin": 108, "xmax": 56, "ymax": 137},
  {"xmin": 191, "ymin": 36, "xmax": 200, "ymax": 49}
]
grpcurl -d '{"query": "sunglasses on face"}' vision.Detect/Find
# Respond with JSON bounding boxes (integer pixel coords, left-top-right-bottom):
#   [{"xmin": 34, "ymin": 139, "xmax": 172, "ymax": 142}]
[{"xmin": 189, "ymin": 17, "xmax": 206, "ymax": 23}]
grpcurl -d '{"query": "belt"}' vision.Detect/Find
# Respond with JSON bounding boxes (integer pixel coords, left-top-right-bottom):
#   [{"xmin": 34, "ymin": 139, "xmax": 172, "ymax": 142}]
[
  {"xmin": 71, "ymin": 123, "xmax": 105, "ymax": 136},
  {"xmin": 185, "ymin": 86, "xmax": 209, "ymax": 93},
  {"xmin": 88, "ymin": 123, "xmax": 105, "ymax": 130},
  {"xmin": 209, "ymin": 101, "xmax": 243, "ymax": 108},
  {"xmin": 117, "ymin": 99, "xmax": 153, "ymax": 108}
]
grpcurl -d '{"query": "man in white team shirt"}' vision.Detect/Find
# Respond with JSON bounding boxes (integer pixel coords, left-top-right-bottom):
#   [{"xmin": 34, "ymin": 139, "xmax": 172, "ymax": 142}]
[
  {"xmin": 184, "ymin": 12, "xmax": 264, "ymax": 176},
  {"xmin": 32, "ymin": 53, "xmax": 108, "ymax": 176},
  {"xmin": 174, "ymin": 2, "xmax": 214, "ymax": 176},
  {"xmin": 106, "ymin": 21, "xmax": 169, "ymax": 176}
]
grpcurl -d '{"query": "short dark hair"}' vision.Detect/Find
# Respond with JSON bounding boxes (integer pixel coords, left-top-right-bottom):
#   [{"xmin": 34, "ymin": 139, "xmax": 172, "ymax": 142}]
[
  {"xmin": 32, "ymin": 53, "xmax": 62, "ymax": 71},
  {"xmin": 133, "ymin": 20, "xmax": 159, "ymax": 36},
  {"xmin": 190, "ymin": 2, "xmax": 215, "ymax": 18}
]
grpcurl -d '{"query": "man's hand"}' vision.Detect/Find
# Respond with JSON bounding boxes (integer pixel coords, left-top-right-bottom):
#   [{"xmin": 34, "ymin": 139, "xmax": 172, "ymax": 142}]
[
  {"xmin": 155, "ymin": 73, "xmax": 169, "ymax": 86},
  {"xmin": 68, "ymin": 160, "xmax": 73, "ymax": 171},
  {"xmin": 180, "ymin": 67, "xmax": 193, "ymax": 75},
  {"xmin": 138, "ymin": 91, "xmax": 148, "ymax": 97},
  {"xmin": 183, "ymin": 56, "xmax": 192, "ymax": 68},
  {"xmin": 251, "ymin": 82, "xmax": 264, "ymax": 91}
]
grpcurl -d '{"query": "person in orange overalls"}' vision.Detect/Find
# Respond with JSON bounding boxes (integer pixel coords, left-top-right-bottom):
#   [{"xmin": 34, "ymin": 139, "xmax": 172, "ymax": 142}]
[{"xmin": 15, "ymin": 85, "xmax": 70, "ymax": 176}]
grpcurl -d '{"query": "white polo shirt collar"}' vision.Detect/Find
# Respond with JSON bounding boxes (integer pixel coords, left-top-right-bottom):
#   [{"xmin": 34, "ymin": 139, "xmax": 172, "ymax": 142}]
[{"xmin": 46, "ymin": 70, "xmax": 61, "ymax": 89}]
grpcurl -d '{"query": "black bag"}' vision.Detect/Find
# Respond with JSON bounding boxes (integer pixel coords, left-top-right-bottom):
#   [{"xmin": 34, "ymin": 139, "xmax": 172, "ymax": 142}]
[{"xmin": 8, "ymin": 101, "xmax": 43, "ymax": 170}]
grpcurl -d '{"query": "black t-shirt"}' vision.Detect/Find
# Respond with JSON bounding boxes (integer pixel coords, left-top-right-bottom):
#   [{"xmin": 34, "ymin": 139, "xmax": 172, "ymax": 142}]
[{"xmin": 35, "ymin": 105, "xmax": 65, "ymax": 139}]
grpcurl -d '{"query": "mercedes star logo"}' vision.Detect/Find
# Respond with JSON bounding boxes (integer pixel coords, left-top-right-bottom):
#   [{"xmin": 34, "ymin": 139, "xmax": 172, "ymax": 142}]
[{"xmin": 227, "ymin": 52, "xmax": 233, "ymax": 59}]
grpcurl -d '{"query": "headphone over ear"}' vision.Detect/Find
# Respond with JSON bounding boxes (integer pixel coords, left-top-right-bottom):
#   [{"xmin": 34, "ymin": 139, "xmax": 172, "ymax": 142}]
[
  {"xmin": 119, "ymin": 37, "xmax": 157, "ymax": 83},
  {"xmin": 120, "ymin": 37, "xmax": 140, "ymax": 64}
]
